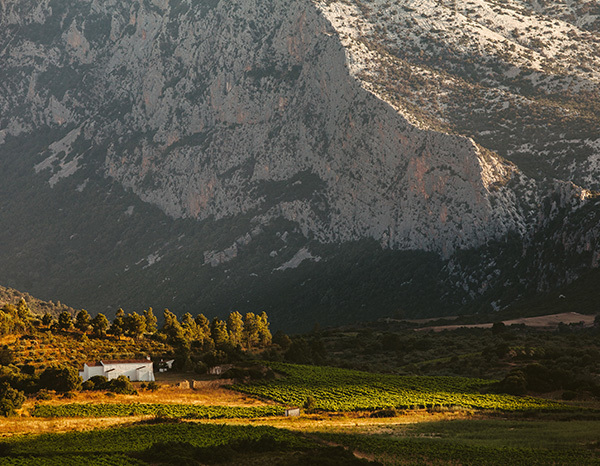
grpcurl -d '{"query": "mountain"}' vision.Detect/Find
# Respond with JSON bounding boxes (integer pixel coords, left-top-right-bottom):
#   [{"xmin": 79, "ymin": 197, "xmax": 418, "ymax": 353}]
[{"xmin": 0, "ymin": 0, "xmax": 598, "ymax": 330}]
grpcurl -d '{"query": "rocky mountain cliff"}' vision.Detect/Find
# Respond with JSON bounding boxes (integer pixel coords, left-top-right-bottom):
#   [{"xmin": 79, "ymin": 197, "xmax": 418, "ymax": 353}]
[{"xmin": 1, "ymin": 0, "xmax": 599, "ymax": 329}]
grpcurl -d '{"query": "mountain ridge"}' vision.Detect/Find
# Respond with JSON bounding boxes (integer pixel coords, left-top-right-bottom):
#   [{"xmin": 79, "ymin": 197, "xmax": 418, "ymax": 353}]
[{"xmin": 0, "ymin": 0, "xmax": 598, "ymax": 329}]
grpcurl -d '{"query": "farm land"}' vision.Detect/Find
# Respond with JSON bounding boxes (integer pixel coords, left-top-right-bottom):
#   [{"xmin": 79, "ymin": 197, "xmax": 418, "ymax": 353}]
[{"xmin": 0, "ymin": 302, "xmax": 599, "ymax": 464}]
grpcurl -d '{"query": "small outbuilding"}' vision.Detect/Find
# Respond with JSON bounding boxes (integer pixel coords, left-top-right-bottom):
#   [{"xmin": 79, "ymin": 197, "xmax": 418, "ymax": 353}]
[
  {"xmin": 209, "ymin": 364, "xmax": 233, "ymax": 376},
  {"xmin": 158, "ymin": 359, "xmax": 175, "ymax": 372},
  {"xmin": 285, "ymin": 407, "xmax": 301, "ymax": 417},
  {"xmin": 79, "ymin": 358, "xmax": 154, "ymax": 382}
]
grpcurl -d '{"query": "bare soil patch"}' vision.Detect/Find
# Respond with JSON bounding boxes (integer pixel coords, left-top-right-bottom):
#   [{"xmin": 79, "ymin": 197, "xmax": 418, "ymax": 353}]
[{"xmin": 418, "ymin": 312, "xmax": 596, "ymax": 332}]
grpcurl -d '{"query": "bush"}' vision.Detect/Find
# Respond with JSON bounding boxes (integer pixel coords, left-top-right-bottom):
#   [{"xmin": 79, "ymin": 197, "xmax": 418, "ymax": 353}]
[
  {"xmin": 36, "ymin": 389, "xmax": 53, "ymax": 401},
  {"xmin": 495, "ymin": 370, "xmax": 527, "ymax": 395},
  {"xmin": 107, "ymin": 375, "xmax": 137, "ymax": 395},
  {"xmin": 82, "ymin": 375, "xmax": 108, "ymax": 391},
  {"xmin": 38, "ymin": 365, "xmax": 82, "ymax": 393},
  {"xmin": 304, "ymin": 395, "xmax": 317, "ymax": 412},
  {"xmin": 146, "ymin": 381, "xmax": 160, "ymax": 391},
  {"xmin": 0, "ymin": 382, "xmax": 25, "ymax": 417},
  {"xmin": 81, "ymin": 380, "xmax": 95, "ymax": 391},
  {"xmin": 370, "ymin": 408, "xmax": 398, "ymax": 418}
]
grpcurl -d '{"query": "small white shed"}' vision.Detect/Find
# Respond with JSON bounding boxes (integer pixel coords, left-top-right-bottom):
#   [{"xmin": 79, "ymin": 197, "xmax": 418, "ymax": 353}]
[
  {"xmin": 209, "ymin": 364, "xmax": 233, "ymax": 375},
  {"xmin": 285, "ymin": 407, "xmax": 301, "ymax": 417},
  {"xmin": 79, "ymin": 358, "xmax": 154, "ymax": 382}
]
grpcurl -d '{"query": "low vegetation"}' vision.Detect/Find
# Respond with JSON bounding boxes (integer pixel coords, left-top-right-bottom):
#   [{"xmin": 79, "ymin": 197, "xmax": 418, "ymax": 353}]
[
  {"xmin": 233, "ymin": 362, "xmax": 565, "ymax": 412},
  {"xmin": 0, "ymin": 422, "xmax": 339, "ymax": 466},
  {"xmin": 31, "ymin": 403, "xmax": 284, "ymax": 419}
]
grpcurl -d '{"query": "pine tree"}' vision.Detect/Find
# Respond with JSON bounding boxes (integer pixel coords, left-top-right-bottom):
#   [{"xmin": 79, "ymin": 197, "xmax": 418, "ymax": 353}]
[
  {"xmin": 110, "ymin": 308, "xmax": 126, "ymax": 338},
  {"xmin": 58, "ymin": 311, "xmax": 73, "ymax": 331},
  {"xmin": 195, "ymin": 313, "xmax": 213, "ymax": 349},
  {"xmin": 257, "ymin": 311, "xmax": 272, "ymax": 347},
  {"xmin": 227, "ymin": 311, "xmax": 244, "ymax": 348},
  {"xmin": 243, "ymin": 312, "xmax": 260, "ymax": 349},
  {"xmin": 126, "ymin": 312, "xmax": 146, "ymax": 340},
  {"xmin": 75, "ymin": 310, "xmax": 91, "ymax": 333},
  {"xmin": 143, "ymin": 308, "xmax": 158, "ymax": 334},
  {"xmin": 181, "ymin": 313, "xmax": 199, "ymax": 341},
  {"xmin": 0, "ymin": 382, "xmax": 25, "ymax": 417},
  {"xmin": 91, "ymin": 313, "xmax": 109, "ymax": 338},
  {"xmin": 211, "ymin": 318, "xmax": 229, "ymax": 348},
  {"xmin": 41, "ymin": 313, "xmax": 53, "ymax": 327},
  {"xmin": 195, "ymin": 314, "xmax": 210, "ymax": 336},
  {"xmin": 16, "ymin": 298, "xmax": 31, "ymax": 321},
  {"xmin": 162, "ymin": 309, "xmax": 186, "ymax": 345}
]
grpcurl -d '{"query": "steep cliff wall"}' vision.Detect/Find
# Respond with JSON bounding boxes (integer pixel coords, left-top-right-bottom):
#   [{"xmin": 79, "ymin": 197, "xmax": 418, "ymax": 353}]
[
  {"xmin": 0, "ymin": 0, "xmax": 598, "ymax": 327},
  {"xmin": 1, "ymin": 0, "xmax": 535, "ymax": 256}
]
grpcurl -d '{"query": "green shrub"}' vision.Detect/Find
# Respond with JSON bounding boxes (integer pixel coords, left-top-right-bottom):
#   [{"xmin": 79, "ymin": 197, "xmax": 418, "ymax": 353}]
[
  {"xmin": 370, "ymin": 408, "xmax": 398, "ymax": 418},
  {"xmin": 146, "ymin": 381, "xmax": 160, "ymax": 391},
  {"xmin": 83, "ymin": 375, "xmax": 108, "ymax": 391},
  {"xmin": 38, "ymin": 365, "xmax": 82, "ymax": 392},
  {"xmin": 0, "ymin": 382, "xmax": 25, "ymax": 417},
  {"xmin": 107, "ymin": 375, "xmax": 137, "ymax": 395},
  {"xmin": 36, "ymin": 389, "xmax": 53, "ymax": 401}
]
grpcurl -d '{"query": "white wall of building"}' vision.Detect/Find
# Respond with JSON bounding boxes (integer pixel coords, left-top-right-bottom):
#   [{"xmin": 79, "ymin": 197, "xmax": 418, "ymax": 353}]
[{"xmin": 79, "ymin": 361, "xmax": 154, "ymax": 382}]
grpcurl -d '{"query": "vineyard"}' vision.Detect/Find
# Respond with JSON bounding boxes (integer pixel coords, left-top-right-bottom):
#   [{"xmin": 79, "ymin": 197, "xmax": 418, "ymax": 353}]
[
  {"xmin": 31, "ymin": 403, "xmax": 284, "ymax": 419},
  {"xmin": 0, "ymin": 422, "xmax": 318, "ymax": 466},
  {"xmin": 314, "ymin": 432, "xmax": 599, "ymax": 466},
  {"xmin": 233, "ymin": 362, "xmax": 567, "ymax": 412}
]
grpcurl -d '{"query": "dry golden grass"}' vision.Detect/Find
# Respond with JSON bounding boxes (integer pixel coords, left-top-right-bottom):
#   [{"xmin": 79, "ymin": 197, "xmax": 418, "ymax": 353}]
[
  {"xmin": 203, "ymin": 409, "xmax": 476, "ymax": 435},
  {"xmin": 0, "ymin": 415, "xmax": 148, "ymax": 438},
  {"xmin": 22, "ymin": 381, "xmax": 274, "ymax": 412},
  {"xmin": 0, "ymin": 409, "xmax": 475, "ymax": 438}
]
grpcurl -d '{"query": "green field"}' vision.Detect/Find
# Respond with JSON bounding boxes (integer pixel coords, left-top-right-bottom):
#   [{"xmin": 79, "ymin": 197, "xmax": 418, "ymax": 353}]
[
  {"xmin": 1, "ymin": 417, "xmax": 598, "ymax": 465},
  {"xmin": 0, "ymin": 422, "xmax": 321, "ymax": 466},
  {"xmin": 233, "ymin": 362, "xmax": 566, "ymax": 411},
  {"xmin": 31, "ymin": 403, "xmax": 284, "ymax": 419},
  {"xmin": 315, "ymin": 429, "xmax": 600, "ymax": 465}
]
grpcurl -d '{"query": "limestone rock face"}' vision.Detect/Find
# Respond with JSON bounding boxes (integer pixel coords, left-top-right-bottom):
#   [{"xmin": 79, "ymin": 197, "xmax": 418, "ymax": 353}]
[
  {"xmin": 0, "ymin": 0, "xmax": 539, "ymax": 256},
  {"xmin": 0, "ymin": 0, "xmax": 598, "ymax": 324}
]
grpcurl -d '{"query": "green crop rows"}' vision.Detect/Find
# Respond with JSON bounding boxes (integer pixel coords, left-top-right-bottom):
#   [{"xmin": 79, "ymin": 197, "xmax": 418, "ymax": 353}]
[
  {"xmin": 315, "ymin": 432, "xmax": 599, "ymax": 466},
  {"xmin": 0, "ymin": 423, "xmax": 316, "ymax": 466},
  {"xmin": 233, "ymin": 362, "xmax": 566, "ymax": 412},
  {"xmin": 31, "ymin": 403, "xmax": 284, "ymax": 419}
]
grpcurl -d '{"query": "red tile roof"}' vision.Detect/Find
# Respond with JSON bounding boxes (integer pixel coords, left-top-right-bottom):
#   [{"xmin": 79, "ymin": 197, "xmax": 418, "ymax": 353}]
[{"xmin": 101, "ymin": 359, "xmax": 152, "ymax": 365}]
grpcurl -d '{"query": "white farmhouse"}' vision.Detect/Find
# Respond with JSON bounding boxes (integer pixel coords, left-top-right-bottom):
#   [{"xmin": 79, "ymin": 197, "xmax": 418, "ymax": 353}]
[{"xmin": 79, "ymin": 358, "xmax": 155, "ymax": 382}]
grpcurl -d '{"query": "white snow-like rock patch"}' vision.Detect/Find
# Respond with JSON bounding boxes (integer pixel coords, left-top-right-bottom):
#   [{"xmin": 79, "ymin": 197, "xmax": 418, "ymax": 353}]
[
  {"xmin": 143, "ymin": 253, "xmax": 162, "ymax": 269},
  {"xmin": 76, "ymin": 179, "xmax": 89, "ymax": 192},
  {"xmin": 34, "ymin": 125, "xmax": 84, "ymax": 187},
  {"xmin": 275, "ymin": 247, "xmax": 321, "ymax": 271}
]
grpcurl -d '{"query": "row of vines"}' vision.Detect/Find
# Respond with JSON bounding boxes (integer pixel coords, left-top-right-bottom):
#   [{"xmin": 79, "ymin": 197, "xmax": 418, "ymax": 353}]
[
  {"xmin": 233, "ymin": 362, "xmax": 567, "ymax": 411},
  {"xmin": 31, "ymin": 403, "xmax": 284, "ymax": 419}
]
